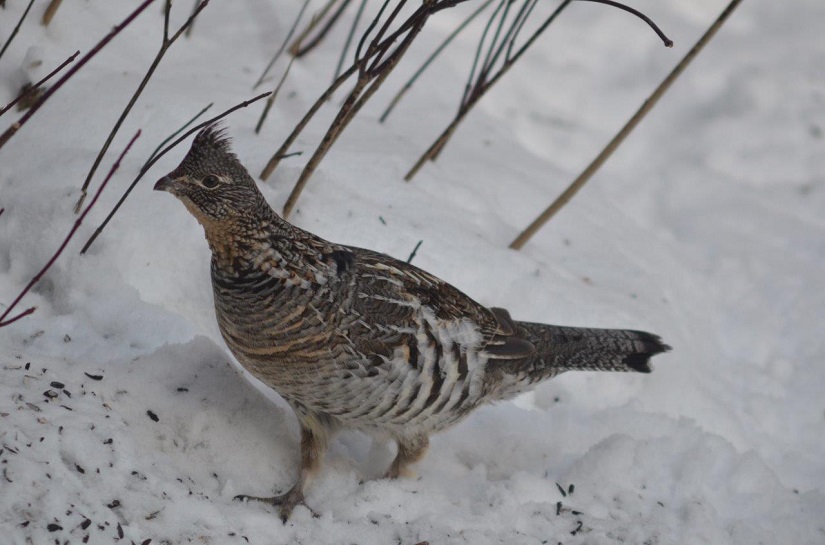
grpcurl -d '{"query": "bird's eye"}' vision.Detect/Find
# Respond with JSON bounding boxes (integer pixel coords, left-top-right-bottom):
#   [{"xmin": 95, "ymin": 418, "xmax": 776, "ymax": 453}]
[{"xmin": 202, "ymin": 175, "xmax": 220, "ymax": 189}]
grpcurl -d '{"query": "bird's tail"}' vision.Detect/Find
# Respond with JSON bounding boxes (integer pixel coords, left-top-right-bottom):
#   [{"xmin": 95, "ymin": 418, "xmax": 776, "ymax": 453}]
[{"xmin": 489, "ymin": 321, "xmax": 670, "ymax": 398}]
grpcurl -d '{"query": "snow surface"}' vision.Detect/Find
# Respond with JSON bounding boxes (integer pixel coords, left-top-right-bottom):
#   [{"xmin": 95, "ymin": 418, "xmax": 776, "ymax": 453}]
[{"xmin": 1, "ymin": 1, "xmax": 824, "ymax": 544}]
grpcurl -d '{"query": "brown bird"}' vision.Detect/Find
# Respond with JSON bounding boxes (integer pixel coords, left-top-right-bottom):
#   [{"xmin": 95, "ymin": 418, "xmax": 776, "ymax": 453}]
[{"xmin": 155, "ymin": 125, "xmax": 670, "ymax": 521}]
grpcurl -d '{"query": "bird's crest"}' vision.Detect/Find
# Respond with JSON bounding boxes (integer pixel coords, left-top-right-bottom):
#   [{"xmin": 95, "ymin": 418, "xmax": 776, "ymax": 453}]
[
  {"xmin": 172, "ymin": 123, "xmax": 240, "ymax": 177},
  {"xmin": 193, "ymin": 123, "xmax": 233, "ymax": 155}
]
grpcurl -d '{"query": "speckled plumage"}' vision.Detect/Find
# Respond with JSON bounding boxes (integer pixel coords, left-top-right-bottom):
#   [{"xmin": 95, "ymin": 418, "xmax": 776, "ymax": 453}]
[{"xmin": 155, "ymin": 125, "xmax": 670, "ymax": 521}]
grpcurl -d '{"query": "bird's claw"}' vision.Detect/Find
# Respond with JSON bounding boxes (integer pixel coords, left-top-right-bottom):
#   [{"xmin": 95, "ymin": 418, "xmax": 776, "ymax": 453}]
[{"xmin": 234, "ymin": 489, "xmax": 318, "ymax": 522}]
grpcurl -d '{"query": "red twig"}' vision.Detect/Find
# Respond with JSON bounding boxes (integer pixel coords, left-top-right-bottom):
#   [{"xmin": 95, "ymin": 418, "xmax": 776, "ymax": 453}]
[
  {"xmin": 0, "ymin": 131, "xmax": 141, "ymax": 328},
  {"xmin": 0, "ymin": 0, "xmax": 156, "ymax": 152},
  {"xmin": 0, "ymin": 51, "xmax": 80, "ymax": 118}
]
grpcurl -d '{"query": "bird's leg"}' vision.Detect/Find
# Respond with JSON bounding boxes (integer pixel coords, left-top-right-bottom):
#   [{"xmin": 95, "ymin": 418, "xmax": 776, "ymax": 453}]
[
  {"xmin": 235, "ymin": 419, "xmax": 328, "ymax": 522},
  {"xmin": 384, "ymin": 435, "xmax": 429, "ymax": 479}
]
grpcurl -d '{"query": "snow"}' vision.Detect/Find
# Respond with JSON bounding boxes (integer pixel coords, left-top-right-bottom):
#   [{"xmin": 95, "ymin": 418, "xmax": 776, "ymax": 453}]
[{"xmin": 1, "ymin": 1, "xmax": 824, "ymax": 544}]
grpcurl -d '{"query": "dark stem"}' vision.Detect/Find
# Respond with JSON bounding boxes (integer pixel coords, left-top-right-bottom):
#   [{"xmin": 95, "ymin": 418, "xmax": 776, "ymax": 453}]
[
  {"xmin": 80, "ymin": 92, "xmax": 271, "ymax": 254},
  {"xmin": 289, "ymin": 0, "xmax": 339, "ymax": 56},
  {"xmin": 0, "ymin": 131, "xmax": 141, "ymax": 328},
  {"xmin": 73, "ymin": 0, "xmax": 210, "ymax": 213},
  {"xmin": 281, "ymin": 0, "xmax": 431, "ymax": 218},
  {"xmin": 355, "ymin": 0, "xmax": 392, "ymax": 67},
  {"xmin": 575, "ymin": 0, "xmax": 673, "ymax": 47},
  {"xmin": 380, "ymin": 0, "xmax": 492, "ymax": 123},
  {"xmin": 185, "ymin": 0, "xmax": 204, "ymax": 38},
  {"xmin": 259, "ymin": 63, "xmax": 360, "ymax": 180},
  {"xmin": 333, "ymin": 0, "xmax": 368, "ymax": 83},
  {"xmin": 144, "ymin": 102, "xmax": 213, "ymax": 167},
  {"xmin": 255, "ymin": 56, "xmax": 295, "ymax": 134},
  {"xmin": 291, "ymin": 0, "xmax": 353, "ymax": 58},
  {"xmin": 406, "ymin": 240, "xmax": 423, "ymax": 263},
  {"xmin": 254, "ymin": 0, "xmax": 310, "ymax": 89},
  {"xmin": 0, "ymin": 0, "xmax": 35, "ymax": 61},
  {"xmin": 462, "ymin": 0, "xmax": 505, "ymax": 107},
  {"xmin": 0, "ymin": 50, "xmax": 79, "ymax": 118},
  {"xmin": 0, "ymin": 0, "xmax": 157, "ymax": 153}
]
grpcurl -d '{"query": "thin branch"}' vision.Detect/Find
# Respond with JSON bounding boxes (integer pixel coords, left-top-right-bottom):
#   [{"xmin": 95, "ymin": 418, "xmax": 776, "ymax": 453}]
[
  {"xmin": 253, "ymin": 0, "xmax": 310, "ymax": 90},
  {"xmin": 333, "ymin": 0, "xmax": 367, "ymax": 83},
  {"xmin": 407, "ymin": 0, "xmax": 674, "ymax": 180},
  {"xmin": 0, "ymin": 131, "xmax": 141, "ymax": 328},
  {"xmin": 406, "ymin": 240, "xmax": 423, "ymax": 263},
  {"xmin": 380, "ymin": 0, "xmax": 493, "ymax": 123},
  {"xmin": 255, "ymin": 56, "xmax": 295, "ymax": 134},
  {"xmin": 576, "ymin": 0, "xmax": 672, "ymax": 47},
  {"xmin": 291, "ymin": 0, "xmax": 353, "ymax": 59},
  {"xmin": 259, "ymin": 62, "xmax": 360, "ymax": 180},
  {"xmin": 462, "ymin": 0, "xmax": 504, "ymax": 107},
  {"xmin": 41, "ymin": 0, "xmax": 64, "ymax": 27},
  {"xmin": 145, "ymin": 102, "xmax": 213, "ymax": 167},
  {"xmin": 80, "ymin": 92, "xmax": 271, "ymax": 254},
  {"xmin": 509, "ymin": 0, "xmax": 742, "ymax": 250},
  {"xmin": 0, "ymin": 50, "xmax": 79, "ymax": 118},
  {"xmin": 289, "ymin": 0, "xmax": 339, "ymax": 57},
  {"xmin": 0, "ymin": 0, "xmax": 36, "ymax": 62},
  {"xmin": 0, "ymin": 0, "xmax": 158, "ymax": 152},
  {"xmin": 73, "ymin": 0, "xmax": 210, "ymax": 213},
  {"xmin": 279, "ymin": 0, "xmax": 438, "ymax": 218},
  {"xmin": 185, "ymin": 0, "xmax": 204, "ymax": 38}
]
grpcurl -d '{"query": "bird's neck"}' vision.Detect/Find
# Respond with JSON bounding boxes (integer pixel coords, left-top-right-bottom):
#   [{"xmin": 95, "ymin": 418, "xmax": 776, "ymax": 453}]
[{"xmin": 197, "ymin": 206, "xmax": 292, "ymax": 276}]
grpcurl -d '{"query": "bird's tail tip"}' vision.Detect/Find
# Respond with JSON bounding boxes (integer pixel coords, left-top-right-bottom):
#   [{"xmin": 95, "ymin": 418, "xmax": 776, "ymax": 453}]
[{"xmin": 623, "ymin": 330, "xmax": 672, "ymax": 373}]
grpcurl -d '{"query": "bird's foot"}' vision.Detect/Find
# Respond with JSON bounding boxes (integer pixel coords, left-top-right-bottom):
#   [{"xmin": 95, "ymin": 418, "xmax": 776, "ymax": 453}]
[{"xmin": 234, "ymin": 486, "xmax": 318, "ymax": 523}]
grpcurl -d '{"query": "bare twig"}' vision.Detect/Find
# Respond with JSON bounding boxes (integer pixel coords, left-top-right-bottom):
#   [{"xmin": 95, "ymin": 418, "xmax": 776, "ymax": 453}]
[
  {"xmin": 255, "ymin": 57, "xmax": 295, "ymax": 134},
  {"xmin": 0, "ymin": 0, "xmax": 36, "ymax": 62},
  {"xmin": 42, "ymin": 0, "xmax": 64, "ymax": 27},
  {"xmin": 258, "ymin": 63, "xmax": 360, "ymax": 180},
  {"xmin": 253, "ymin": 0, "xmax": 310, "ymax": 90},
  {"xmin": 577, "ymin": 0, "xmax": 672, "ymax": 47},
  {"xmin": 292, "ymin": 0, "xmax": 354, "ymax": 58},
  {"xmin": 288, "ymin": 0, "xmax": 342, "ymax": 58},
  {"xmin": 280, "ymin": 0, "xmax": 433, "ymax": 218},
  {"xmin": 145, "ymin": 102, "xmax": 213, "ymax": 167},
  {"xmin": 185, "ymin": 0, "xmax": 204, "ymax": 38},
  {"xmin": 333, "ymin": 0, "xmax": 367, "ymax": 83},
  {"xmin": 0, "ymin": 51, "xmax": 79, "ymax": 118},
  {"xmin": 263, "ymin": 0, "xmax": 471, "ymax": 218},
  {"xmin": 73, "ymin": 0, "xmax": 211, "ymax": 213},
  {"xmin": 380, "ymin": 0, "xmax": 493, "ymax": 123},
  {"xmin": 509, "ymin": 0, "xmax": 743, "ymax": 250},
  {"xmin": 80, "ymin": 92, "xmax": 271, "ymax": 254},
  {"xmin": 406, "ymin": 0, "xmax": 672, "ymax": 181},
  {"xmin": 0, "ymin": 131, "xmax": 141, "ymax": 328},
  {"xmin": 0, "ymin": 0, "xmax": 157, "ymax": 152},
  {"xmin": 406, "ymin": 240, "xmax": 423, "ymax": 263}
]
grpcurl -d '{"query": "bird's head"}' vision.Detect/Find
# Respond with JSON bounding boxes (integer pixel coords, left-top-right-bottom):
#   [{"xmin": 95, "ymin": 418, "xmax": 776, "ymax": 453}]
[{"xmin": 154, "ymin": 124, "xmax": 269, "ymax": 232}]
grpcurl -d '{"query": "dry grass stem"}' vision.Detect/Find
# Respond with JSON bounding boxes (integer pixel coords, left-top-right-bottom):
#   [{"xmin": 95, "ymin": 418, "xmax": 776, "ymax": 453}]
[
  {"xmin": 509, "ymin": 0, "xmax": 743, "ymax": 250},
  {"xmin": 41, "ymin": 0, "xmax": 64, "ymax": 27}
]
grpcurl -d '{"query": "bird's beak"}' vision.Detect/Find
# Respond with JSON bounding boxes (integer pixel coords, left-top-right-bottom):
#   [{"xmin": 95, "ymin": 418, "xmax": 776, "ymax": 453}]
[{"xmin": 154, "ymin": 175, "xmax": 176, "ymax": 193}]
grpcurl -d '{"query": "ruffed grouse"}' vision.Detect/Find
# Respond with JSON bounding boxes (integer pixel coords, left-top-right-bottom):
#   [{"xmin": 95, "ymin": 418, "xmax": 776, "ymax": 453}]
[{"xmin": 155, "ymin": 125, "xmax": 670, "ymax": 521}]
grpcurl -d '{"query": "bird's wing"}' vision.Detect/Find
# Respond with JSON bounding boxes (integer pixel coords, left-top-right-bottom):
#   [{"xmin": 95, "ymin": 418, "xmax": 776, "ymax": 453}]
[{"xmin": 336, "ymin": 247, "xmax": 535, "ymax": 363}]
